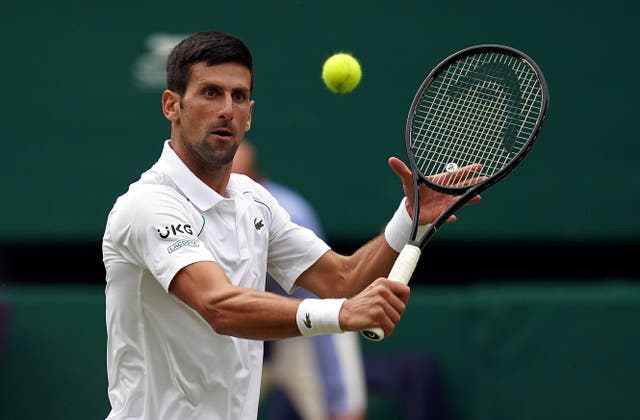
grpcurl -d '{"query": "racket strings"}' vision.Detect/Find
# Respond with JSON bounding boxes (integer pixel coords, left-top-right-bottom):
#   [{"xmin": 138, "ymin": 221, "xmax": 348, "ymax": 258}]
[
  {"xmin": 410, "ymin": 51, "xmax": 544, "ymax": 189},
  {"xmin": 415, "ymin": 57, "xmax": 525, "ymax": 172},
  {"xmin": 426, "ymin": 80, "xmax": 511, "ymax": 169},
  {"xmin": 414, "ymin": 55, "xmax": 535, "ymax": 177}
]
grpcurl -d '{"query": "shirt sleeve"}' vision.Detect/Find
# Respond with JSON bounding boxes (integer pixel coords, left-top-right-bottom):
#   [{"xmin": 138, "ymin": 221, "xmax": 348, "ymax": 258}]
[
  {"xmin": 263, "ymin": 191, "xmax": 330, "ymax": 294},
  {"xmin": 106, "ymin": 184, "xmax": 215, "ymax": 292}
]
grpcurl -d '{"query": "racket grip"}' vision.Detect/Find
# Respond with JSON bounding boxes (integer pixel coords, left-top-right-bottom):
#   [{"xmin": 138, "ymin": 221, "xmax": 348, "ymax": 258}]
[{"xmin": 360, "ymin": 244, "xmax": 422, "ymax": 341}]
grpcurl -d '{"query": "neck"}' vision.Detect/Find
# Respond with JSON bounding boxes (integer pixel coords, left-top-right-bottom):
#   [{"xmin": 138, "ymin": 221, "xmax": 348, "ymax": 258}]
[
  {"xmin": 193, "ymin": 165, "xmax": 231, "ymax": 197},
  {"xmin": 169, "ymin": 140, "xmax": 232, "ymax": 196}
]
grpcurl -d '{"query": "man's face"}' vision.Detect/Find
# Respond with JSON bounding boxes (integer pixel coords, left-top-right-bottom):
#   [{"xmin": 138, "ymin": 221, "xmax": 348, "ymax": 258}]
[{"xmin": 166, "ymin": 61, "xmax": 254, "ymax": 168}]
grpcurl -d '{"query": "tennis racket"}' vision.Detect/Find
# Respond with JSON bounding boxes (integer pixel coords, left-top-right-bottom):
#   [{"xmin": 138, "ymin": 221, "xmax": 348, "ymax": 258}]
[{"xmin": 361, "ymin": 44, "xmax": 549, "ymax": 341}]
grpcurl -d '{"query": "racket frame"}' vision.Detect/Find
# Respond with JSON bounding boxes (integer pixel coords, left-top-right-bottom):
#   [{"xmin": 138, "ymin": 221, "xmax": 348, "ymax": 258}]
[
  {"xmin": 361, "ymin": 44, "xmax": 549, "ymax": 341},
  {"xmin": 405, "ymin": 44, "xmax": 549, "ymax": 250}
]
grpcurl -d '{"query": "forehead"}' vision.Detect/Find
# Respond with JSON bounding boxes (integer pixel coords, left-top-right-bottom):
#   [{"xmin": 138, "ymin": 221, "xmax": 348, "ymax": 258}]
[{"xmin": 187, "ymin": 62, "xmax": 252, "ymax": 91}]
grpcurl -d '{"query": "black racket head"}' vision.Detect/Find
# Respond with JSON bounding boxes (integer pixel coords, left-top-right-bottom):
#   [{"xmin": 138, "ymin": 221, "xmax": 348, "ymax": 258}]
[{"xmin": 406, "ymin": 44, "xmax": 549, "ymax": 195}]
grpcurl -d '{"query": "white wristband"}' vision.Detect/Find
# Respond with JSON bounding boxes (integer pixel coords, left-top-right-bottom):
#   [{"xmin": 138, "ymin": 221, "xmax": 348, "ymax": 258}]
[
  {"xmin": 296, "ymin": 298, "xmax": 346, "ymax": 336},
  {"xmin": 384, "ymin": 198, "xmax": 413, "ymax": 252}
]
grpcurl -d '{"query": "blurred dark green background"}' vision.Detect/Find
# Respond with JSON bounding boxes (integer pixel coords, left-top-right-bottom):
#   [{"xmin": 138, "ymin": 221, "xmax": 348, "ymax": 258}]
[
  {"xmin": 1, "ymin": 1, "xmax": 639, "ymax": 420},
  {"xmin": 2, "ymin": 0, "xmax": 638, "ymax": 243}
]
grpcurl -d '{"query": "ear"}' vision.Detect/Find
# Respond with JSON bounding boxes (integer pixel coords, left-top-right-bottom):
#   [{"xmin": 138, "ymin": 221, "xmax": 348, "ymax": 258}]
[
  {"xmin": 162, "ymin": 90, "xmax": 180, "ymax": 122},
  {"xmin": 245, "ymin": 100, "xmax": 255, "ymax": 132}
]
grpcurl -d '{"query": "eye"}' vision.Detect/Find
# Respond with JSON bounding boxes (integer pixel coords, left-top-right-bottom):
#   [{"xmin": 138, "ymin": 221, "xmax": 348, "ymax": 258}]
[
  {"xmin": 203, "ymin": 87, "xmax": 220, "ymax": 98},
  {"xmin": 232, "ymin": 90, "xmax": 249, "ymax": 102}
]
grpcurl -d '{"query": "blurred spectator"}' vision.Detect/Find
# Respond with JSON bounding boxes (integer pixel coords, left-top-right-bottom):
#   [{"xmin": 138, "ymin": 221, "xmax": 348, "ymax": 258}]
[{"xmin": 233, "ymin": 140, "xmax": 367, "ymax": 420}]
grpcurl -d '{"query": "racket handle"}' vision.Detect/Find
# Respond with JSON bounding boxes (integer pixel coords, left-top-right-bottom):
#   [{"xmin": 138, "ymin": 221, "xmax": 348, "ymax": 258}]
[{"xmin": 360, "ymin": 244, "xmax": 422, "ymax": 341}]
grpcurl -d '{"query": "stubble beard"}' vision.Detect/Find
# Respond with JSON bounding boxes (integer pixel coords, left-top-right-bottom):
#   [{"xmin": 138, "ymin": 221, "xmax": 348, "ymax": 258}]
[{"xmin": 189, "ymin": 136, "xmax": 240, "ymax": 168}]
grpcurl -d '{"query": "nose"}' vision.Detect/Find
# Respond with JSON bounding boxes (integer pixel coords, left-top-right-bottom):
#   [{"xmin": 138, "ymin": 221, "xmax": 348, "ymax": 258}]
[{"xmin": 218, "ymin": 94, "xmax": 234, "ymax": 119}]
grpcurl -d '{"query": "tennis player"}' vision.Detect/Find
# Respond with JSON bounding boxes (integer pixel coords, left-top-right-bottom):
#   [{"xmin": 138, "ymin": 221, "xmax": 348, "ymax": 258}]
[{"xmin": 102, "ymin": 30, "xmax": 480, "ymax": 420}]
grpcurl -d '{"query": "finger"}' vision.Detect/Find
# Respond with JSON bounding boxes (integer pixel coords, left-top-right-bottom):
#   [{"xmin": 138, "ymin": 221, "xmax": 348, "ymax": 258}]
[
  {"xmin": 384, "ymin": 294, "xmax": 406, "ymax": 326},
  {"xmin": 429, "ymin": 163, "xmax": 481, "ymax": 181},
  {"xmin": 388, "ymin": 156, "xmax": 411, "ymax": 177},
  {"xmin": 465, "ymin": 194, "xmax": 482, "ymax": 205},
  {"xmin": 458, "ymin": 163, "xmax": 483, "ymax": 173},
  {"xmin": 429, "ymin": 163, "xmax": 484, "ymax": 187},
  {"xmin": 444, "ymin": 194, "xmax": 482, "ymax": 222},
  {"xmin": 379, "ymin": 280, "xmax": 410, "ymax": 324},
  {"xmin": 360, "ymin": 279, "xmax": 409, "ymax": 334},
  {"xmin": 388, "ymin": 157, "xmax": 413, "ymax": 188},
  {"xmin": 386, "ymin": 279, "xmax": 411, "ymax": 304},
  {"xmin": 451, "ymin": 163, "xmax": 483, "ymax": 177}
]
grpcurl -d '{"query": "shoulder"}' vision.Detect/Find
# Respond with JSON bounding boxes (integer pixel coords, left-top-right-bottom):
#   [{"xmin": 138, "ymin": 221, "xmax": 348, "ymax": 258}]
[
  {"xmin": 230, "ymin": 173, "xmax": 278, "ymax": 207},
  {"xmin": 116, "ymin": 184, "xmax": 190, "ymax": 215},
  {"xmin": 107, "ymin": 183, "xmax": 198, "ymax": 234},
  {"xmin": 105, "ymin": 182, "xmax": 206, "ymax": 248},
  {"xmin": 263, "ymin": 181, "xmax": 323, "ymax": 234},
  {"xmin": 231, "ymin": 173, "xmax": 268, "ymax": 193}
]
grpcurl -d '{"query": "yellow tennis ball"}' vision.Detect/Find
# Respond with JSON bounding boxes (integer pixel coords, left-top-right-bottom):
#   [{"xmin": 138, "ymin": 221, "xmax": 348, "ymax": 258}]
[{"xmin": 322, "ymin": 53, "xmax": 362, "ymax": 94}]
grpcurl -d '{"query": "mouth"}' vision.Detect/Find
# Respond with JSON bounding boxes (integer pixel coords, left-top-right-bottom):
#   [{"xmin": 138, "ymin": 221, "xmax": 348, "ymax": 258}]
[{"xmin": 210, "ymin": 128, "xmax": 233, "ymax": 139}]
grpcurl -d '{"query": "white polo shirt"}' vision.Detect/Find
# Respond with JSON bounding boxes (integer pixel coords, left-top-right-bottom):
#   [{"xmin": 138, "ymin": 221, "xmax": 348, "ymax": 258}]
[{"xmin": 102, "ymin": 140, "xmax": 330, "ymax": 420}]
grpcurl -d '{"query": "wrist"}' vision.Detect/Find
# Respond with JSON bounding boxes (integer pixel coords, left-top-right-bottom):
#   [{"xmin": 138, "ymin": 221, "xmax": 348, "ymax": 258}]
[
  {"xmin": 384, "ymin": 198, "xmax": 413, "ymax": 252},
  {"xmin": 296, "ymin": 298, "xmax": 346, "ymax": 336}
]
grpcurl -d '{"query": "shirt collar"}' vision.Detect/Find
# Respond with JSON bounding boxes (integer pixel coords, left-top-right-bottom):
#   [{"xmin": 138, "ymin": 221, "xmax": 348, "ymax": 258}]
[{"xmin": 157, "ymin": 139, "xmax": 231, "ymax": 211}]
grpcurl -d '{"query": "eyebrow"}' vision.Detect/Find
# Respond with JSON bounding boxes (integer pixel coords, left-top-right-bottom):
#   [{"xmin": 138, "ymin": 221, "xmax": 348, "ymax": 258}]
[
  {"xmin": 232, "ymin": 86, "xmax": 251, "ymax": 97},
  {"xmin": 199, "ymin": 82, "xmax": 250, "ymax": 95}
]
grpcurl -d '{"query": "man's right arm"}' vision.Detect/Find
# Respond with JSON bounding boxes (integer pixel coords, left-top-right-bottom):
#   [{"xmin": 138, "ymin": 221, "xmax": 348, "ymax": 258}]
[
  {"xmin": 169, "ymin": 258, "xmax": 409, "ymax": 340},
  {"xmin": 169, "ymin": 261, "xmax": 302, "ymax": 340}
]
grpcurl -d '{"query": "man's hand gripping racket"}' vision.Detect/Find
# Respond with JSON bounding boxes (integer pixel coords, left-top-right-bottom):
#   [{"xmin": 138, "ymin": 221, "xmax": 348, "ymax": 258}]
[{"xmin": 361, "ymin": 44, "xmax": 550, "ymax": 341}]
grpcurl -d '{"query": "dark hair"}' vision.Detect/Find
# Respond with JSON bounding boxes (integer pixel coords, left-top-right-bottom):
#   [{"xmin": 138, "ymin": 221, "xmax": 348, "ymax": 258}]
[{"xmin": 166, "ymin": 31, "xmax": 253, "ymax": 96}]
